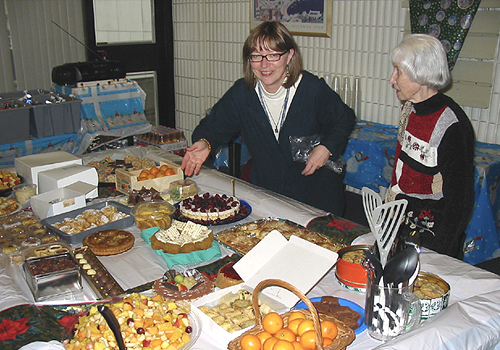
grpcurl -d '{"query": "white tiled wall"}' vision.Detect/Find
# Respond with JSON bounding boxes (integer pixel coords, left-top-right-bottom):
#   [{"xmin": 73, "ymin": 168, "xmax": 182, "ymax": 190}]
[{"xmin": 172, "ymin": 0, "xmax": 500, "ymax": 145}]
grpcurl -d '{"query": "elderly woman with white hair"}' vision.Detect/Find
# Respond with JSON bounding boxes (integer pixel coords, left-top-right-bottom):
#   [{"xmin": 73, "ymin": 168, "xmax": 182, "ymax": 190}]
[{"xmin": 386, "ymin": 34, "xmax": 475, "ymax": 258}]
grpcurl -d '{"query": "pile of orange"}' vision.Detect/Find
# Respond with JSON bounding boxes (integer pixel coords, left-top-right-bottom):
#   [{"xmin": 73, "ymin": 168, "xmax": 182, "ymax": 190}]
[
  {"xmin": 240, "ymin": 311, "xmax": 338, "ymax": 350},
  {"xmin": 137, "ymin": 164, "xmax": 176, "ymax": 181}
]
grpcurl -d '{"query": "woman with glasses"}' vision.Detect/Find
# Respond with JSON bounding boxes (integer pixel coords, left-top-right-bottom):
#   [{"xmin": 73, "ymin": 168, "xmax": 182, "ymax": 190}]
[{"xmin": 182, "ymin": 21, "xmax": 356, "ymax": 215}]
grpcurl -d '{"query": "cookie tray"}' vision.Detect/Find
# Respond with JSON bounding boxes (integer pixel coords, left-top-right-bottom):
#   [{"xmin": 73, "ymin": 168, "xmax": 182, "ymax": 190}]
[
  {"xmin": 41, "ymin": 200, "xmax": 133, "ymax": 247},
  {"xmin": 215, "ymin": 217, "xmax": 344, "ymax": 256}
]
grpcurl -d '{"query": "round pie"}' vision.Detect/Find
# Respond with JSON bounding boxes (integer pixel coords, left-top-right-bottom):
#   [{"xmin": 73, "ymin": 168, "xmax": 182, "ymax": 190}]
[{"xmin": 83, "ymin": 229, "xmax": 135, "ymax": 256}]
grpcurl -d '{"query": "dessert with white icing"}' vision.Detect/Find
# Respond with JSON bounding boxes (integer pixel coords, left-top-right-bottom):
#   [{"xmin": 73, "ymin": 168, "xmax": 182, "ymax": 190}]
[{"xmin": 149, "ymin": 219, "xmax": 214, "ymax": 254}]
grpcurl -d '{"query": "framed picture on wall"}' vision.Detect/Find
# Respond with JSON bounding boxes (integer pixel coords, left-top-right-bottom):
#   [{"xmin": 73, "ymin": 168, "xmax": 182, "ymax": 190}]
[{"xmin": 250, "ymin": 0, "xmax": 333, "ymax": 37}]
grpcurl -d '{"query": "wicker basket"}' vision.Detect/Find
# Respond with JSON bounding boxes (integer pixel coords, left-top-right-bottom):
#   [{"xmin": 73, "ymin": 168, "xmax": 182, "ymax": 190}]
[{"xmin": 227, "ymin": 279, "xmax": 355, "ymax": 350}]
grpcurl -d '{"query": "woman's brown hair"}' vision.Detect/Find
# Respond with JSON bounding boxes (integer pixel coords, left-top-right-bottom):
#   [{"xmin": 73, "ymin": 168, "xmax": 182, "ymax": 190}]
[{"xmin": 243, "ymin": 21, "xmax": 303, "ymax": 90}]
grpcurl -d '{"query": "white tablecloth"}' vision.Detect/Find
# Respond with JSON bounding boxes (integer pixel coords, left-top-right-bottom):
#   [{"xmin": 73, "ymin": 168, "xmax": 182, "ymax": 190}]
[{"xmin": 2, "ymin": 147, "xmax": 500, "ymax": 350}]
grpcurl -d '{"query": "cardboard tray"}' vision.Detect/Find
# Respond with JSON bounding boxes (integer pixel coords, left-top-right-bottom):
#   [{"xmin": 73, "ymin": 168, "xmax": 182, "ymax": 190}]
[{"xmin": 41, "ymin": 201, "xmax": 133, "ymax": 246}]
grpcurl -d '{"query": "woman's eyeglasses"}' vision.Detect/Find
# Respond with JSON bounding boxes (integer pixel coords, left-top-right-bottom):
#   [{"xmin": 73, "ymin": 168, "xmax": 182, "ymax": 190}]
[{"xmin": 248, "ymin": 51, "xmax": 289, "ymax": 62}]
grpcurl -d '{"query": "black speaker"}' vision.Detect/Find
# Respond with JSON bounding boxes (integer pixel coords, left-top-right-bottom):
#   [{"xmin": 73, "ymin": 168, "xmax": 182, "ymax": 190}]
[{"xmin": 52, "ymin": 61, "xmax": 126, "ymax": 86}]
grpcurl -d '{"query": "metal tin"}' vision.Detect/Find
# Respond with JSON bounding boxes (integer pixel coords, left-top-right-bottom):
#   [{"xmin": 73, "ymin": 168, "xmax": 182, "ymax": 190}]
[
  {"xmin": 42, "ymin": 201, "xmax": 133, "ymax": 246},
  {"xmin": 413, "ymin": 271, "xmax": 450, "ymax": 319},
  {"xmin": 24, "ymin": 251, "xmax": 82, "ymax": 301},
  {"xmin": 335, "ymin": 244, "xmax": 371, "ymax": 291}
]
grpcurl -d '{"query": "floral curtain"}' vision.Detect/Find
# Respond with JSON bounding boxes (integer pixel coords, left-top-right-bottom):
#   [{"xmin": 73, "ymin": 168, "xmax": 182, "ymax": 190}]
[{"xmin": 409, "ymin": 0, "xmax": 482, "ymax": 70}]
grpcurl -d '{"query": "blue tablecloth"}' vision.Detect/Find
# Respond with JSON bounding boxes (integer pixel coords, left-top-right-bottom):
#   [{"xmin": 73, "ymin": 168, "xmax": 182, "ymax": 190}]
[{"xmin": 344, "ymin": 121, "xmax": 500, "ymax": 265}]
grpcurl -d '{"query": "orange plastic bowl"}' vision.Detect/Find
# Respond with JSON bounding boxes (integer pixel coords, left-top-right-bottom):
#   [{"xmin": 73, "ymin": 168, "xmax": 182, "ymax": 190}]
[{"xmin": 335, "ymin": 245, "xmax": 370, "ymax": 289}]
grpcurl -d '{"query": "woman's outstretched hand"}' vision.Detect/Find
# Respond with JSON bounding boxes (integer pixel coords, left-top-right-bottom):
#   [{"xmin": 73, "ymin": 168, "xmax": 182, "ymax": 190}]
[
  {"xmin": 302, "ymin": 144, "xmax": 330, "ymax": 176},
  {"xmin": 181, "ymin": 140, "xmax": 211, "ymax": 176}
]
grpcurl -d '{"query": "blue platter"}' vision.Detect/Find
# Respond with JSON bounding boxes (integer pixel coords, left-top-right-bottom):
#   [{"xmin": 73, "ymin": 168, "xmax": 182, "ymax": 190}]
[{"xmin": 294, "ymin": 297, "xmax": 367, "ymax": 335}]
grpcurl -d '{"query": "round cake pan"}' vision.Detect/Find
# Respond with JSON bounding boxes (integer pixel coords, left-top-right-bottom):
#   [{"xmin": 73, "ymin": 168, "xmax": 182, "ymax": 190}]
[
  {"xmin": 413, "ymin": 271, "xmax": 450, "ymax": 319},
  {"xmin": 336, "ymin": 244, "xmax": 370, "ymax": 290}
]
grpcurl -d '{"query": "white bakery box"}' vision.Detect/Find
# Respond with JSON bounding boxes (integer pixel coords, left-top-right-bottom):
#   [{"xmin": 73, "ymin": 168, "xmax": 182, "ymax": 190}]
[
  {"xmin": 37, "ymin": 164, "xmax": 98, "ymax": 199},
  {"xmin": 191, "ymin": 230, "xmax": 338, "ymax": 347},
  {"xmin": 30, "ymin": 181, "xmax": 96, "ymax": 219},
  {"xmin": 15, "ymin": 151, "xmax": 82, "ymax": 193}
]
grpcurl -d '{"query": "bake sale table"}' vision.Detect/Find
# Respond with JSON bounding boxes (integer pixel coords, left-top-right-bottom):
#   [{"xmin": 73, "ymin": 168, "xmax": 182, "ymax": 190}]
[{"xmin": 1, "ymin": 149, "xmax": 500, "ymax": 350}]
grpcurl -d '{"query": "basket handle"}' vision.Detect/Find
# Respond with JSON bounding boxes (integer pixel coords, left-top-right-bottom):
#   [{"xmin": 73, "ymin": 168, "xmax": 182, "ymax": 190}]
[{"xmin": 252, "ymin": 279, "xmax": 324, "ymax": 350}]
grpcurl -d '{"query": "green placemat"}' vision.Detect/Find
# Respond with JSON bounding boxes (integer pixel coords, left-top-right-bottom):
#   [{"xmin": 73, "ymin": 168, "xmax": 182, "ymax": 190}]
[
  {"xmin": 307, "ymin": 214, "xmax": 371, "ymax": 246},
  {"xmin": 140, "ymin": 227, "xmax": 222, "ymax": 267}
]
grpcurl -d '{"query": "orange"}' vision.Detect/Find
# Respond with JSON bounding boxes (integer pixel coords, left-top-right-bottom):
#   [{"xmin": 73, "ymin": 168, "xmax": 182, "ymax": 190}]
[
  {"xmin": 274, "ymin": 328, "xmax": 296, "ymax": 342},
  {"xmin": 291, "ymin": 341, "xmax": 304, "ymax": 350},
  {"xmin": 165, "ymin": 168, "xmax": 176, "ymax": 175},
  {"xmin": 137, "ymin": 176, "xmax": 148, "ymax": 181},
  {"xmin": 156, "ymin": 171, "xmax": 165, "ymax": 178},
  {"xmin": 287, "ymin": 311, "xmax": 306, "ymax": 323},
  {"xmin": 257, "ymin": 331, "xmax": 273, "ymax": 346},
  {"xmin": 147, "ymin": 173, "xmax": 156, "ymax": 179},
  {"xmin": 273, "ymin": 339, "xmax": 294, "ymax": 350},
  {"xmin": 240, "ymin": 334, "xmax": 261, "ymax": 350},
  {"xmin": 296, "ymin": 319, "xmax": 314, "ymax": 336},
  {"xmin": 287, "ymin": 319, "xmax": 303, "ymax": 335},
  {"xmin": 159, "ymin": 164, "xmax": 168, "ymax": 172},
  {"xmin": 150, "ymin": 167, "xmax": 159, "ymax": 175},
  {"xmin": 262, "ymin": 312, "xmax": 284, "ymax": 335},
  {"xmin": 263, "ymin": 336, "xmax": 278, "ymax": 350},
  {"xmin": 298, "ymin": 329, "xmax": 317, "ymax": 350},
  {"xmin": 320, "ymin": 320, "xmax": 338, "ymax": 339},
  {"xmin": 322, "ymin": 337, "xmax": 333, "ymax": 346}
]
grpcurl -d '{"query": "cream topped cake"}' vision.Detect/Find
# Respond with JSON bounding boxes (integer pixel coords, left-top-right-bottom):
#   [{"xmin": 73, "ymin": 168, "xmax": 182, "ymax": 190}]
[
  {"xmin": 179, "ymin": 193, "xmax": 240, "ymax": 223},
  {"xmin": 150, "ymin": 220, "xmax": 214, "ymax": 254}
]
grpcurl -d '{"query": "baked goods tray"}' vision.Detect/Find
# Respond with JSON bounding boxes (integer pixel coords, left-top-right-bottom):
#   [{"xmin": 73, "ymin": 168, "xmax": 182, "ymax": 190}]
[
  {"xmin": 215, "ymin": 217, "xmax": 345, "ymax": 256},
  {"xmin": 73, "ymin": 246, "xmax": 125, "ymax": 299},
  {"xmin": 41, "ymin": 200, "xmax": 133, "ymax": 247}
]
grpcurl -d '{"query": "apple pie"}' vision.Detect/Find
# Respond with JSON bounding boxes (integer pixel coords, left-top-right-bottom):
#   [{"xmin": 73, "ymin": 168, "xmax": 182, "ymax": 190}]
[{"xmin": 83, "ymin": 229, "xmax": 135, "ymax": 256}]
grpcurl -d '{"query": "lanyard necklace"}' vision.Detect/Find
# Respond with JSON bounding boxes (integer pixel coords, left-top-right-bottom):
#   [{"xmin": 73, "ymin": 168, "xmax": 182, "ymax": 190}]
[{"xmin": 257, "ymin": 82, "xmax": 290, "ymax": 134}]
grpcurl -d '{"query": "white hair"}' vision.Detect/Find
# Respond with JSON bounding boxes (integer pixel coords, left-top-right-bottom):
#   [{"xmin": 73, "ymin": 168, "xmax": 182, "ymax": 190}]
[{"xmin": 390, "ymin": 34, "xmax": 450, "ymax": 90}]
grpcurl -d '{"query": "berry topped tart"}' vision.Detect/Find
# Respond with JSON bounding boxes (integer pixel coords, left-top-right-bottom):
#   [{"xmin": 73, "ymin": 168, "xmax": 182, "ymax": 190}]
[
  {"xmin": 153, "ymin": 269, "xmax": 214, "ymax": 302},
  {"xmin": 176, "ymin": 192, "xmax": 249, "ymax": 225}
]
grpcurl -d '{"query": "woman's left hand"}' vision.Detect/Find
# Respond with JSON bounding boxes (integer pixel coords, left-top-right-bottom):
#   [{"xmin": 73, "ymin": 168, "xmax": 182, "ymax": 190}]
[{"xmin": 302, "ymin": 145, "xmax": 331, "ymax": 176}]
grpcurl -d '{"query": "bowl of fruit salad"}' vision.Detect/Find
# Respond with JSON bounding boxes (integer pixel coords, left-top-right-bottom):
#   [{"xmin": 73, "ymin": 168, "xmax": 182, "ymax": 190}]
[{"xmin": 0, "ymin": 171, "xmax": 24, "ymax": 197}]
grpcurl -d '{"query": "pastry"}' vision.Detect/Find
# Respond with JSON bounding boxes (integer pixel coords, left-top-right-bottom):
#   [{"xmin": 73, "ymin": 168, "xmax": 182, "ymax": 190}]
[
  {"xmin": 179, "ymin": 193, "xmax": 240, "ymax": 224},
  {"xmin": 149, "ymin": 220, "xmax": 214, "ymax": 254},
  {"xmin": 311, "ymin": 296, "xmax": 361, "ymax": 331},
  {"xmin": 83, "ymin": 229, "xmax": 135, "ymax": 256},
  {"xmin": 52, "ymin": 205, "xmax": 129, "ymax": 235},
  {"xmin": 153, "ymin": 269, "xmax": 214, "ymax": 302},
  {"xmin": 0, "ymin": 197, "xmax": 19, "ymax": 216},
  {"xmin": 217, "ymin": 219, "xmax": 344, "ymax": 255},
  {"xmin": 215, "ymin": 261, "xmax": 243, "ymax": 289}
]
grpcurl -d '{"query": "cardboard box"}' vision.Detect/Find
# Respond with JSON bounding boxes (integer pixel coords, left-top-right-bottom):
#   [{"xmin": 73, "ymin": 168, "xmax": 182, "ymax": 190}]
[
  {"xmin": 115, "ymin": 160, "xmax": 183, "ymax": 194},
  {"xmin": 15, "ymin": 151, "xmax": 82, "ymax": 191},
  {"xmin": 37, "ymin": 164, "xmax": 98, "ymax": 199},
  {"xmin": 30, "ymin": 182, "xmax": 94, "ymax": 219},
  {"xmin": 192, "ymin": 284, "xmax": 288, "ymax": 347},
  {"xmin": 191, "ymin": 230, "xmax": 339, "ymax": 347}
]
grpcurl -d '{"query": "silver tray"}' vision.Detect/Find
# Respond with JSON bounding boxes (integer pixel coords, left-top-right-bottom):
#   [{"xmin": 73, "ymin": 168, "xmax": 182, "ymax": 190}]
[
  {"xmin": 41, "ymin": 200, "xmax": 133, "ymax": 247},
  {"xmin": 215, "ymin": 217, "xmax": 344, "ymax": 255}
]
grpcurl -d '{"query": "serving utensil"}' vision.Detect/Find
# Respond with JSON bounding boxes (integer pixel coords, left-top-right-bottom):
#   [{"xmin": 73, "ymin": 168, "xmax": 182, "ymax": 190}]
[
  {"xmin": 372, "ymin": 199, "xmax": 408, "ymax": 267},
  {"xmin": 382, "ymin": 245, "xmax": 419, "ymax": 287},
  {"xmin": 362, "ymin": 187, "xmax": 383, "ymax": 233},
  {"xmin": 98, "ymin": 305, "xmax": 125, "ymax": 350}
]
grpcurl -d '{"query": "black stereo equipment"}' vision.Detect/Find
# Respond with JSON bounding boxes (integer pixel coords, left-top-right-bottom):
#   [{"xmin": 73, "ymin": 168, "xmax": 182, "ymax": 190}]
[{"xmin": 52, "ymin": 61, "xmax": 126, "ymax": 86}]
